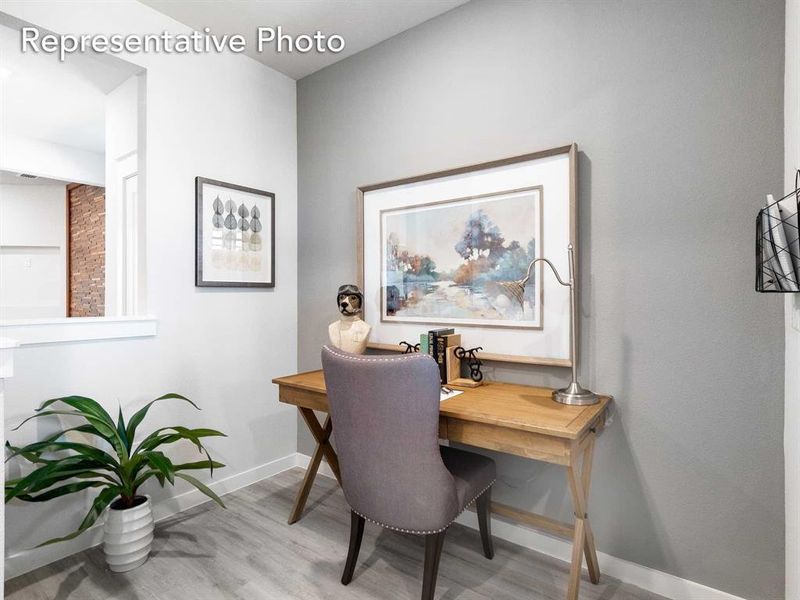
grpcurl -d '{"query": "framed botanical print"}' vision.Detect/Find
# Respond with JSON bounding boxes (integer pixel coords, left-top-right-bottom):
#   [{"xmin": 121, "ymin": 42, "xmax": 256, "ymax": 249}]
[
  {"xmin": 358, "ymin": 144, "xmax": 577, "ymax": 366},
  {"xmin": 195, "ymin": 177, "xmax": 275, "ymax": 288}
]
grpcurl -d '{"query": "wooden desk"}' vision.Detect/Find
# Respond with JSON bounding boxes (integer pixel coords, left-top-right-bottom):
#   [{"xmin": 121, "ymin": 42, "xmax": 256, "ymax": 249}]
[{"xmin": 273, "ymin": 370, "xmax": 610, "ymax": 600}]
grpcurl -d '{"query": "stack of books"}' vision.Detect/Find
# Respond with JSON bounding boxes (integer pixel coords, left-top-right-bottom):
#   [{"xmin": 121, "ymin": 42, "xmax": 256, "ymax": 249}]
[{"xmin": 420, "ymin": 328, "xmax": 460, "ymax": 384}]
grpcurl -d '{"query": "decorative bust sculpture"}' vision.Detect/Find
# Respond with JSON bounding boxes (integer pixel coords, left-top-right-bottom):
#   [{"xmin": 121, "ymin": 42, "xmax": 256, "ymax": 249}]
[{"xmin": 328, "ymin": 284, "xmax": 371, "ymax": 354}]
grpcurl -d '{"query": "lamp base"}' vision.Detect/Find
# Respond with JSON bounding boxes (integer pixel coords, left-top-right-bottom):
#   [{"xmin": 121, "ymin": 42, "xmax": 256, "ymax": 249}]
[{"xmin": 553, "ymin": 382, "xmax": 599, "ymax": 406}]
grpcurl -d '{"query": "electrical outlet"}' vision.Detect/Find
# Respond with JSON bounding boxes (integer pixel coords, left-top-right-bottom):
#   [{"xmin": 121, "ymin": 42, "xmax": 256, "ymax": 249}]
[{"xmin": 23, "ymin": 258, "xmax": 32, "ymax": 269}]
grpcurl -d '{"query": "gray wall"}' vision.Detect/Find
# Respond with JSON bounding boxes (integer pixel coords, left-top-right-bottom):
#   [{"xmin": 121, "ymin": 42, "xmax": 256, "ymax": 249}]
[{"xmin": 296, "ymin": 1, "xmax": 785, "ymax": 597}]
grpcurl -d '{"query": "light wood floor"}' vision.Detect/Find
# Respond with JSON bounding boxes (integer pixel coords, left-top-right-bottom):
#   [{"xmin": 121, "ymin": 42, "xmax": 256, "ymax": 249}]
[{"xmin": 6, "ymin": 468, "xmax": 668, "ymax": 600}]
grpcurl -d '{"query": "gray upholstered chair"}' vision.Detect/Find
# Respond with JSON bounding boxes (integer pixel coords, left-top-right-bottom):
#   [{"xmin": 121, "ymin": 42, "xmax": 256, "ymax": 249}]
[{"xmin": 321, "ymin": 345, "xmax": 496, "ymax": 600}]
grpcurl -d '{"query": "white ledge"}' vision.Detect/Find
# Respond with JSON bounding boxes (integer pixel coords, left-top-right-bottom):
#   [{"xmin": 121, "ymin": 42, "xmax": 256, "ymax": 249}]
[
  {"xmin": 0, "ymin": 316, "xmax": 157, "ymax": 346},
  {"xmin": 0, "ymin": 336, "xmax": 19, "ymax": 378},
  {"xmin": 0, "ymin": 337, "xmax": 19, "ymax": 350}
]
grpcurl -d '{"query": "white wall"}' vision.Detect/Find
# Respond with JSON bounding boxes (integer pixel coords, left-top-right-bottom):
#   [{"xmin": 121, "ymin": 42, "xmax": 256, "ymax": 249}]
[
  {"xmin": 786, "ymin": 1, "xmax": 800, "ymax": 597},
  {"xmin": 1, "ymin": 0, "xmax": 298, "ymax": 576},
  {"xmin": 0, "ymin": 183, "xmax": 67, "ymax": 319},
  {"xmin": 0, "ymin": 134, "xmax": 104, "ymax": 187},
  {"xmin": 105, "ymin": 74, "xmax": 145, "ymax": 316}
]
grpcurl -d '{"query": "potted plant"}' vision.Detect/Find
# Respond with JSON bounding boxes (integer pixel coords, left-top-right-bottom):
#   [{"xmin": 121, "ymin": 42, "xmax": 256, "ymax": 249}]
[{"xmin": 5, "ymin": 394, "xmax": 226, "ymax": 572}]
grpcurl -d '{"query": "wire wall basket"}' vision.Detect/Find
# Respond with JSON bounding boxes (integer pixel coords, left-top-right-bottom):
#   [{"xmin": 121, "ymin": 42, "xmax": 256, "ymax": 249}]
[{"xmin": 756, "ymin": 170, "xmax": 800, "ymax": 293}]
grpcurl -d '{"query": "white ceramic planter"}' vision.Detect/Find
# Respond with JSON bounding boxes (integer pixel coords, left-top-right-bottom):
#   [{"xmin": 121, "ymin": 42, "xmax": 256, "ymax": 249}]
[{"xmin": 103, "ymin": 496, "xmax": 154, "ymax": 572}]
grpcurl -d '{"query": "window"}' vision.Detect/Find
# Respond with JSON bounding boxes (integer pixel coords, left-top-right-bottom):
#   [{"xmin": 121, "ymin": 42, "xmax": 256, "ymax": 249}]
[{"xmin": 0, "ymin": 17, "xmax": 153, "ymax": 343}]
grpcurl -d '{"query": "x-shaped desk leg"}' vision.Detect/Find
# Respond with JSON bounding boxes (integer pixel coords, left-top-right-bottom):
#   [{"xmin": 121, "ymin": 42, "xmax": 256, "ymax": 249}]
[
  {"xmin": 566, "ymin": 433, "xmax": 600, "ymax": 600},
  {"xmin": 288, "ymin": 408, "xmax": 342, "ymax": 525}
]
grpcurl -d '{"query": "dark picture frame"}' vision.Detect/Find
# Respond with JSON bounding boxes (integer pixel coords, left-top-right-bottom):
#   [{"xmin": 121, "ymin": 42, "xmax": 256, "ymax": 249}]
[{"xmin": 195, "ymin": 177, "xmax": 276, "ymax": 288}]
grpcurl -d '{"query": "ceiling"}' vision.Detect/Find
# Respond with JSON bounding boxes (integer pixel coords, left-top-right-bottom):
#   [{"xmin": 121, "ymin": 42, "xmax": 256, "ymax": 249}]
[
  {"xmin": 139, "ymin": 0, "xmax": 469, "ymax": 80},
  {"xmin": 0, "ymin": 18, "xmax": 140, "ymax": 154}
]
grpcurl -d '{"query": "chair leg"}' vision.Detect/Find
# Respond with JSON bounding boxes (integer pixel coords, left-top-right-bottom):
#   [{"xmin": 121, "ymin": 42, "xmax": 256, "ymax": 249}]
[
  {"xmin": 341, "ymin": 511, "xmax": 365, "ymax": 585},
  {"xmin": 476, "ymin": 487, "xmax": 494, "ymax": 559},
  {"xmin": 421, "ymin": 529, "xmax": 447, "ymax": 600}
]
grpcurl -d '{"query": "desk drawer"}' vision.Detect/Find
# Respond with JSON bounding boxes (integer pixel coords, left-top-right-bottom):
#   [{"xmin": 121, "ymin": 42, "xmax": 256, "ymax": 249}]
[
  {"xmin": 442, "ymin": 418, "xmax": 571, "ymax": 465},
  {"xmin": 279, "ymin": 387, "xmax": 329, "ymax": 412}
]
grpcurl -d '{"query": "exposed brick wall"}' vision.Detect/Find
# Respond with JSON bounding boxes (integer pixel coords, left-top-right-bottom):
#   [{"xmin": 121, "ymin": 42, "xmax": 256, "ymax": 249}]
[{"xmin": 68, "ymin": 184, "xmax": 105, "ymax": 317}]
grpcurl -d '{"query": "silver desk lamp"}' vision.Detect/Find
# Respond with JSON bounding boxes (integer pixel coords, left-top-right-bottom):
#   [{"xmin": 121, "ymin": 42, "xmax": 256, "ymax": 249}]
[{"xmin": 499, "ymin": 243, "xmax": 599, "ymax": 406}]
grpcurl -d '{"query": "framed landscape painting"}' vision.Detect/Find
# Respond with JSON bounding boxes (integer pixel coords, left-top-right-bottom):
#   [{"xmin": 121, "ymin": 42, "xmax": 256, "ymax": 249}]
[
  {"xmin": 381, "ymin": 186, "xmax": 543, "ymax": 328},
  {"xmin": 195, "ymin": 177, "xmax": 275, "ymax": 288},
  {"xmin": 358, "ymin": 144, "xmax": 577, "ymax": 366}
]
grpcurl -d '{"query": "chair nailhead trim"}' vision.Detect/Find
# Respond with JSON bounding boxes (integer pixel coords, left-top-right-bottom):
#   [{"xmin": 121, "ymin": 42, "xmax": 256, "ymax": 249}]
[
  {"xmin": 326, "ymin": 345, "xmax": 495, "ymax": 534},
  {"xmin": 323, "ymin": 345, "xmax": 433, "ymax": 363},
  {"xmin": 351, "ymin": 479, "xmax": 496, "ymax": 536}
]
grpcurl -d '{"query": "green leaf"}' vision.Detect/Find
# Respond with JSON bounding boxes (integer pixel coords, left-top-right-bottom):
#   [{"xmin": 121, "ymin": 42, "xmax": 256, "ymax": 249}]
[
  {"xmin": 5, "ymin": 440, "xmax": 118, "ymax": 469},
  {"xmin": 134, "ymin": 433, "xmax": 182, "ymax": 454},
  {"xmin": 13, "ymin": 410, "xmax": 127, "ymax": 462},
  {"xmin": 175, "ymin": 473, "xmax": 225, "ymax": 508},
  {"xmin": 116, "ymin": 406, "xmax": 129, "ymax": 453},
  {"xmin": 24, "ymin": 465, "xmax": 119, "ymax": 494},
  {"xmin": 6, "ymin": 456, "xmax": 114, "ymax": 502},
  {"xmin": 131, "ymin": 469, "xmax": 157, "ymax": 489},
  {"xmin": 125, "ymin": 393, "xmax": 199, "ymax": 446},
  {"xmin": 5, "ymin": 424, "xmax": 101, "ymax": 463},
  {"xmin": 32, "ymin": 472, "xmax": 118, "ymax": 493},
  {"xmin": 13, "ymin": 410, "xmax": 103, "ymax": 433},
  {"xmin": 27, "ymin": 396, "xmax": 128, "ymax": 463},
  {"xmin": 134, "ymin": 427, "xmax": 224, "ymax": 456},
  {"xmin": 173, "ymin": 460, "xmax": 225, "ymax": 472},
  {"xmin": 131, "ymin": 459, "xmax": 225, "ymax": 490},
  {"xmin": 172, "ymin": 427, "xmax": 227, "ymax": 447},
  {"xmin": 36, "ymin": 396, "xmax": 115, "ymax": 430},
  {"xmin": 166, "ymin": 428, "xmax": 225, "ymax": 477},
  {"xmin": 35, "ymin": 487, "xmax": 120, "ymax": 547},
  {"xmin": 132, "ymin": 427, "xmax": 224, "ymax": 476},
  {"xmin": 143, "ymin": 451, "xmax": 175, "ymax": 485},
  {"xmin": 6, "ymin": 460, "xmax": 78, "ymax": 501},
  {"xmin": 6, "ymin": 441, "xmax": 54, "ymax": 465},
  {"xmin": 17, "ymin": 480, "xmax": 108, "ymax": 502}
]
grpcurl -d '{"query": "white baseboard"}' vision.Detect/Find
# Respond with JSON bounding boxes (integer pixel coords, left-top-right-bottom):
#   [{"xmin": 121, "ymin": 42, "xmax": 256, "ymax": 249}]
[
  {"xmin": 297, "ymin": 453, "xmax": 745, "ymax": 600},
  {"xmin": 4, "ymin": 452, "xmax": 299, "ymax": 581}
]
